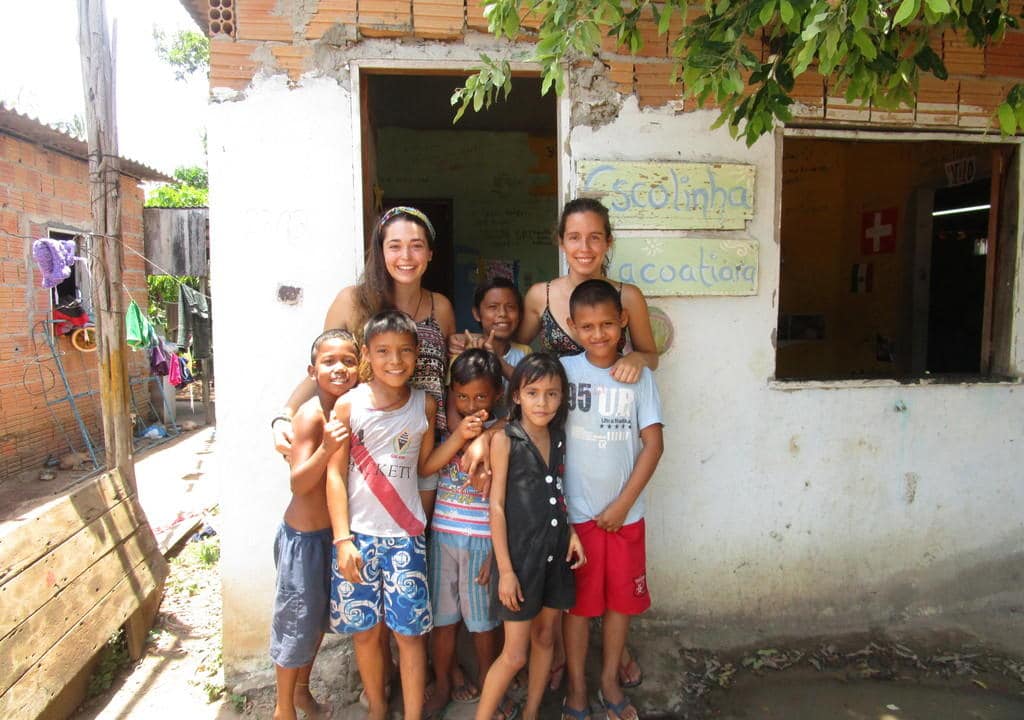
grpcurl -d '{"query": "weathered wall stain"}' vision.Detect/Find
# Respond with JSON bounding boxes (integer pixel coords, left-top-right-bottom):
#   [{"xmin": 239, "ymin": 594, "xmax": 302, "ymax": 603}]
[{"xmin": 904, "ymin": 472, "xmax": 919, "ymax": 505}]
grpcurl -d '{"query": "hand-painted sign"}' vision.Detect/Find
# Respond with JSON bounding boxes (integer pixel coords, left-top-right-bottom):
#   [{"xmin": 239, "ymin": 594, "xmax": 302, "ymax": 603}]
[
  {"xmin": 608, "ymin": 236, "xmax": 758, "ymax": 296},
  {"xmin": 861, "ymin": 208, "xmax": 897, "ymax": 254},
  {"xmin": 578, "ymin": 160, "xmax": 756, "ymax": 230}
]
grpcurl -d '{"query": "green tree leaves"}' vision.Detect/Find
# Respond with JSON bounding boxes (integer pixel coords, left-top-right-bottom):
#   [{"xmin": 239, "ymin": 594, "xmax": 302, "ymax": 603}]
[
  {"xmin": 153, "ymin": 29, "xmax": 210, "ymax": 82},
  {"xmin": 453, "ymin": 0, "xmax": 1023, "ymax": 144},
  {"xmin": 145, "ymin": 166, "xmax": 208, "ymax": 208}
]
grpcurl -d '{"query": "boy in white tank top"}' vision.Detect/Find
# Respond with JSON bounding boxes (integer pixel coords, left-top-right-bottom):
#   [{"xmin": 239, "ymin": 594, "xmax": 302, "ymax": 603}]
[{"xmin": 327, "ymin": 310, "xmax": 486, "ymax": 720}]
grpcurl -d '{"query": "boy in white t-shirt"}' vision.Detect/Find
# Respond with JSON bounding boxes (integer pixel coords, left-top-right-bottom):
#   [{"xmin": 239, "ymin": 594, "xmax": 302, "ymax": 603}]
[{"xmin": 559, "ymin": 280, "xmax": 664, "ymax": 720}]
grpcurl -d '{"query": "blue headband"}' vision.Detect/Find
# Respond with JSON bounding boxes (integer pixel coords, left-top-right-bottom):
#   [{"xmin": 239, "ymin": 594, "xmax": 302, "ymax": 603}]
[{"xmin": 378, "ymin": 206, "xmax": 436, "ymax": 243}]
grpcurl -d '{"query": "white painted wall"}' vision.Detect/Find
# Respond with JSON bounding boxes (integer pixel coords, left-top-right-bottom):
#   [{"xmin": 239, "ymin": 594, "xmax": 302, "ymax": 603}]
[
  {"xmin": 208, "ymin": 65, "xmax": 1024, "ymax": 680},
  {"xmin": 208, "ymin": 75, "xmax": 361, "ymax": 676},
  {"xmin": 569, "ymin": 98, "xmax": 1024, "ymax": 634}
]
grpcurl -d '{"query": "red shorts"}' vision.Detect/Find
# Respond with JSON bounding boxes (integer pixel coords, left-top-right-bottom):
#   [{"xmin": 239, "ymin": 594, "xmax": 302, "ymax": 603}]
[{"xmin": 569, "ymin": 519, "xmax": 650, "ymax": 617}]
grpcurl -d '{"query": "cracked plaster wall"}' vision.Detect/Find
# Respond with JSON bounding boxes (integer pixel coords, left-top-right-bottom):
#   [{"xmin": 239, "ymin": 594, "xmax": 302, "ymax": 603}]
[{"xmin": 206, "ymin": 40, "xmax": 1024, "ymax": 680}]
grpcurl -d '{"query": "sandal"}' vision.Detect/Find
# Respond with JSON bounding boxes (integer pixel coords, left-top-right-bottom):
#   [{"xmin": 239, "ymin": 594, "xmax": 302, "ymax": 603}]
[
  {"xmin": 617, "ymin": 655, "xmax": 643, "ymax": 689},
  {"xmin": 548, "ymin": 661, "xmax": 567, "ymax": 691},
  {"xmin": 492, "ymin": 694, "xmax": 520, "ymax": 720},
  {"xmin": 598, "ymin": 689, "xmax": 639, "ymax": 720},
  {"xmin": 561, "ymin": 698, "xmax": 591, "ymax": 720},
  {"xmin": 451, "ymin": 677, "xmax": 481, "ymax": 704}
]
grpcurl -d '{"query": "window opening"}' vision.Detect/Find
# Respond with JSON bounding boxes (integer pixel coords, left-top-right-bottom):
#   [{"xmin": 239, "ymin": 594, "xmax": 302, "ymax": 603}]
[{"xmin": 776, "ymin": 138, "xmax": 1017, "ymax": 382}]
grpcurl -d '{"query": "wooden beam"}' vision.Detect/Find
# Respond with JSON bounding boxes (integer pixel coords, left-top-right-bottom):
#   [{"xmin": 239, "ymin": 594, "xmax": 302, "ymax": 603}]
[
  {"xmin": 981, "ymin": 146, "xmax": 1009, "ymax": 374},
  {"xmin": 0, "ymin": 495, "xmax": 146, "ymax": 639},
  {"xmin": 0, "ymin": 469, "xmax": 131, "ymax": 585},
  {"xmin": 0, "ymin": 524, "xmax": 158, "ymax": 696},
  {"xmin": 78, "ymin": 0, "xmax": 136, "ymax": 491},
  {"xmin": 0, "ymin": 545, "xmax": 166, "ymax": 719}
]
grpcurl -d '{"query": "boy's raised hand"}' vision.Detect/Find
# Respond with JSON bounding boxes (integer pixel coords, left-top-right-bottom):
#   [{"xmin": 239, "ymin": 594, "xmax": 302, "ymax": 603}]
[
  {"xmin": 273, "ymin": 423, "xmax": 294, "ymax": 462},
  {"xmin": 566, "ymin": 531, "xmax": 587, "ymax": 570},
  {"xmin": 336, "ymin": 540, "xmax": 363, "ymax": 583},
  {"xmin": 321, "ymin": 415, "xmax": 349, "ymax": 456},
  {"xmin": 498, "ymin": 570, "xmax": 524, "ymax": 611},
  {"xmin": 481, "ymin": 328, "xmax": 497, "ymax": 354},
  {"xmin": 455, "ymin": 409, "xmax": 488, "ymax": 443}
]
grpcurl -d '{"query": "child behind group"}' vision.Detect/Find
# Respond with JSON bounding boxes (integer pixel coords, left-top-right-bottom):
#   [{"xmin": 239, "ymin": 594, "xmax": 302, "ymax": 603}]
[
  {"xmin": 271, "ymin": 329, "xmax": 359, "ymax": 720},
  {"xmin": 425, "ymin": 349, "xmax": 505, "ymax": 717},
  {"xmin": 476, "ymin": 354, "xmax": 586, "ymax": 720},
  {"xmin": 451, "ymin": 277, "xmax": 531, "ymax": 383},
  {"xmin": 327, "ymin": 310, "xmax": 487, "ymax": 720},
  {"xmin": 559, "ymin": 280, "xmax": 664, "ymax": 720}
]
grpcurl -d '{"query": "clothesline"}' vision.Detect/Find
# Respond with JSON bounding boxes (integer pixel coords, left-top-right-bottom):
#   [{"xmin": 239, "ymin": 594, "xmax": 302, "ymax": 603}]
[{"xmin": 2, "ymin": 227, "xmax": 212, "ymax": 302}]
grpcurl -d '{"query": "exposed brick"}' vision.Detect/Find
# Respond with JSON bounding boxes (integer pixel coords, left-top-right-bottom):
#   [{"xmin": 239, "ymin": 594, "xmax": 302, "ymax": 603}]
[
  {"xmin": 210, "ymin": 38, "xmax": 260, "ymax": 91},
  {"xmin": 959, "ymin": 78, "xmax": 1006, "ymax": 128},
  {"xmin": 606, "ymin": 60, "xmax": 634, "ymax": 96},
  {"xmin": 466, "ymin": 0, "xmax": 489, "ymax": 33},
  {"xmin": 414, "ymin": 0, "xmax": 464, "ymax": 39},
  {"xmin": 271, "ymin": 45, "xmax": 311, "ymax": 81},
  {"xmin": 985, "ymin": 30, "xmax": 1024, "ymax": 78},
  {"xmin": 634, "ymin": 11, "xmax": 667, "ymax": 58},
  {"xmin": 944, "ymin": 30, "xmax": 985, "ymax": 76},
  {"xmin": 305, "ymin": 0, "xmax": 358, "ymax": 39},
  {"xmin": 0, "ymin": 209, "xmax": 18, "ymax": 234},
  {"xmin": 915, "ymin": 75, "xmax": 958, "ymax": 126},
  {"xmin": 635, "ymin": 61, "xmax": 681, "ymax": 108},
  {"xmin": 359, "ymin": 0, "xmax": 413, "ymax": 37},
  {"xmin": 826, "ymin": 81, "xmax": 871, "ymax": 122},
  {"xmin": 236, "ymin": 0, "xmax": 294, "ymax": 41},
  {"xmin": 790, "ymin": 69, "xmax": 825, "ymax": 118}
]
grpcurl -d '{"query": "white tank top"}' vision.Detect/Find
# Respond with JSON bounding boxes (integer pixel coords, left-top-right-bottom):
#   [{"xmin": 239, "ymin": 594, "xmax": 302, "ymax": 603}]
[{"xmin": 346, "ymin": 384, "xmax": 428, "ymax": 537}]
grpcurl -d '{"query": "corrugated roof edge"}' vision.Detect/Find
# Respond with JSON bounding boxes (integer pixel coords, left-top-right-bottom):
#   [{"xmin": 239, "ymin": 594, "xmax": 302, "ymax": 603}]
[
  {"xmin": 176, "ymin": 0, "xmax": 209, "ymax": 35},
  {"xmin": 0, "ymin": 103, "xmax": 175, "ymax": 184}
]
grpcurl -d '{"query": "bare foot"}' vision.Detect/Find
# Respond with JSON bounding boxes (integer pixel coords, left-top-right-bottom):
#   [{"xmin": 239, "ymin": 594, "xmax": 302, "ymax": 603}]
[
  {"xmin": 423, "ymin": 681, "xmax": 451, "ymax": 719},
  {"xmin": 273, "ymin": 704, "xmax": 298, "ymax": 720},
  {"xmin": 294, "ymin": 684, "xmax": 334, "ymax": 719}
]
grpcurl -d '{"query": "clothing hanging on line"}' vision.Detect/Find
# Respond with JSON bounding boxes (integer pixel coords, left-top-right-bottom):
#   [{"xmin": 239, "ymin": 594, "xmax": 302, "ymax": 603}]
[
  {"xmin": 31, "ymin": 238, "xmax": 78, "ymax": 289},
  {"xmin": 177, "ymin": 284, "xmax": 211, "ymax": 359},
  {"xmin": 126, "ymin": 299, "xmax": 157, "ymax": 349}
]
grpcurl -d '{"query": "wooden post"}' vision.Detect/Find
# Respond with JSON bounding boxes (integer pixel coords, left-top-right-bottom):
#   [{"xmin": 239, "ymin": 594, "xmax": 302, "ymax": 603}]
[{"xmin": 78, "ymin": 0, "xmax": 136, "ymax": 492}]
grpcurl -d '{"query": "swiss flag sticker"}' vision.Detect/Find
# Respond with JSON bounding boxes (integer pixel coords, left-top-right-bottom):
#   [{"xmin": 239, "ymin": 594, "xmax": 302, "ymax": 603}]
[{"xmin": 861, "ymin": 207, "xmax": 898, "ymax": 255}]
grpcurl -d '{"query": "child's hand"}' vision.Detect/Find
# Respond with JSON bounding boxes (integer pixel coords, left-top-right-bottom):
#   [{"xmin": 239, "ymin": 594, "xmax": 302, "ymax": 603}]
[
  {"xmin": 336, "ymin": 540, "xmax": 363, "ymax": 583},
  {"xmin": 471, "ymin": 467, "xmax": 493, "ymax": 497},
  {"xmin": 595, "ymin": 500, "xmax": 629, "ymax": 533},
  {"xmin": 567, "ymin": 531, "xmax": 587, "ymax": 570},
  {"xmin": 460, "ymin": 433, "xmax": 492, "ymax": 479},
  {"xmin": 481, "ymin": 328, "xmax": 497, "ymax": 354},
  {"xmin": 498, "ymin": 570, "xmax": 524, "ymax": 611},
  {"xmin": 273, "ymin": 422, "xmax": 294, "ymax": 462},
  {"xmin": 448, "ymin": 332, "xmax": 468, "ymax": 357},
  {"xmin": 610, "ymin": 352, "xmax": 645, "ymax": 384},
  {"xmin": 455, "ymin": 410, "xmax": 488, "ymax": 442},
  {"xmin": 475, "ymin": 549, "xmax": 493, "ymax": 586},
  {"xmin": 321, "ymin": 416, "xmax": 349, "ymax": 455}
]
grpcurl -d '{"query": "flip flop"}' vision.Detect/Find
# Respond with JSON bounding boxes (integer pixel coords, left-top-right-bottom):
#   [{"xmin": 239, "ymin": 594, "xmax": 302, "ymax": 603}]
[
  {"xmin": 451, "ymin": 678, "xmax": 481, "ymax": 704},
  {"xmin": 561, "ymin": 698, "xmax": 591, "ymax": 720},
  {"xmin": 617, "ymin": 656, "xmax": 643, "ymax": 689},
  {"xmin": 492, "ymin": 694, "xmax": 520, "ymax": 720},
  {"xmin": 598, "ymin": 689, "xmax": 639, "ymax": 720}
]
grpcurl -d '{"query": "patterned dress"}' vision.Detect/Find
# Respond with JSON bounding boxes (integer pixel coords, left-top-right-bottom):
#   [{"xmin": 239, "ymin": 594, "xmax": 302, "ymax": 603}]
[{"xmin": 411, "ymin": 293, "xmax": 448, "ymax": 435}]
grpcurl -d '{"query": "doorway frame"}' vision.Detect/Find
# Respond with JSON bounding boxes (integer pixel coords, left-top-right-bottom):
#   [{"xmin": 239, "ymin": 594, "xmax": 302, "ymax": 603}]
[{"xmin": 349, "ymin": 59, "xmax": 569, "ymax": 279}]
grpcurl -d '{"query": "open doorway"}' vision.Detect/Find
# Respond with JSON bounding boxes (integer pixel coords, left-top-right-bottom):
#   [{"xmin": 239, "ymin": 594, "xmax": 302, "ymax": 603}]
[{"xmin": 362, "ymin": 73, "xmax": 558, "ymax": 330}]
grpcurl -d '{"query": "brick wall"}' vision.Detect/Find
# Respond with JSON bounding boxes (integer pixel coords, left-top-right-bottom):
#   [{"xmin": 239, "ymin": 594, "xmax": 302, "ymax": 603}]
[
  {"xmin": 0, "ymin": 133, "xmax": 152, "ymax": 481},
  {"xmin": 205, "ymin": 0, "xmax": 1024, "ymax": 130}
]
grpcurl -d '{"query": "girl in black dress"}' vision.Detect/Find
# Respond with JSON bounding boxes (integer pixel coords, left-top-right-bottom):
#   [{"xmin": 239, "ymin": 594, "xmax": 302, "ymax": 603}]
[{"xmin": 475, "ymin": 354, "xmax": 586, "ymax": 720}]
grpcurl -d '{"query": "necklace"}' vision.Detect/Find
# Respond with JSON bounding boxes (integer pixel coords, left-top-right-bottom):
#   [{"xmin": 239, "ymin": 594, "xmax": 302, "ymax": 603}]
[{"xmin": 396, "ymin": 289, "xmax": 424, "ymax": 321}]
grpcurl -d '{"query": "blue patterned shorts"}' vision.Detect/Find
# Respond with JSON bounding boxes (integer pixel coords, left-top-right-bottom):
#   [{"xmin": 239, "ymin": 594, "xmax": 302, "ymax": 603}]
[{"xmin": 329, "ymin": 533, "xmax": 432, "ymax": 636}]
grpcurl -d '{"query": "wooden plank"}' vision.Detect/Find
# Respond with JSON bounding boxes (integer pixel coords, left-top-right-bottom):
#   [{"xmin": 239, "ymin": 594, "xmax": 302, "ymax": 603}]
[
  {"xmin": 0, "ymin": 525, "xmax": 158, "ymax": 696},
  {"xmin": 578, "ymin": 160, "xmax": 756, "ymax": 230},
  {"xmin": 980, "ymin": 146, "xmax": 1009, "ymax": 374},
  {"xmin": 125, "ymin": 585, "xmax": 162, "ymax": 660},
  {"xmin": 607, "ymin": 236, "xmax": 759, "ymax": 296},
  {"xmin": 0, "ymin": 545, "xmax": 166, "ymax": 719},
  {"xmin": 0, "ymin": 469, "xmax": 130, "ymax": 585},
  {"xmin": 0, "ymin": 496, "xmax": 145, "ymax": 638}
]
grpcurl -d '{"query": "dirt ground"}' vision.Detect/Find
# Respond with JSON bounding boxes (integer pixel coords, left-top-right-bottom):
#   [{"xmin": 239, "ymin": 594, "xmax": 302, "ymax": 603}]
[
  {"xmin": 75, "ymin": 534, "xmax": 1024, "ymax": 720},
  {"xmin": 68, "ymin": 421, "xmax": 1024, "ymax": 720}
]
